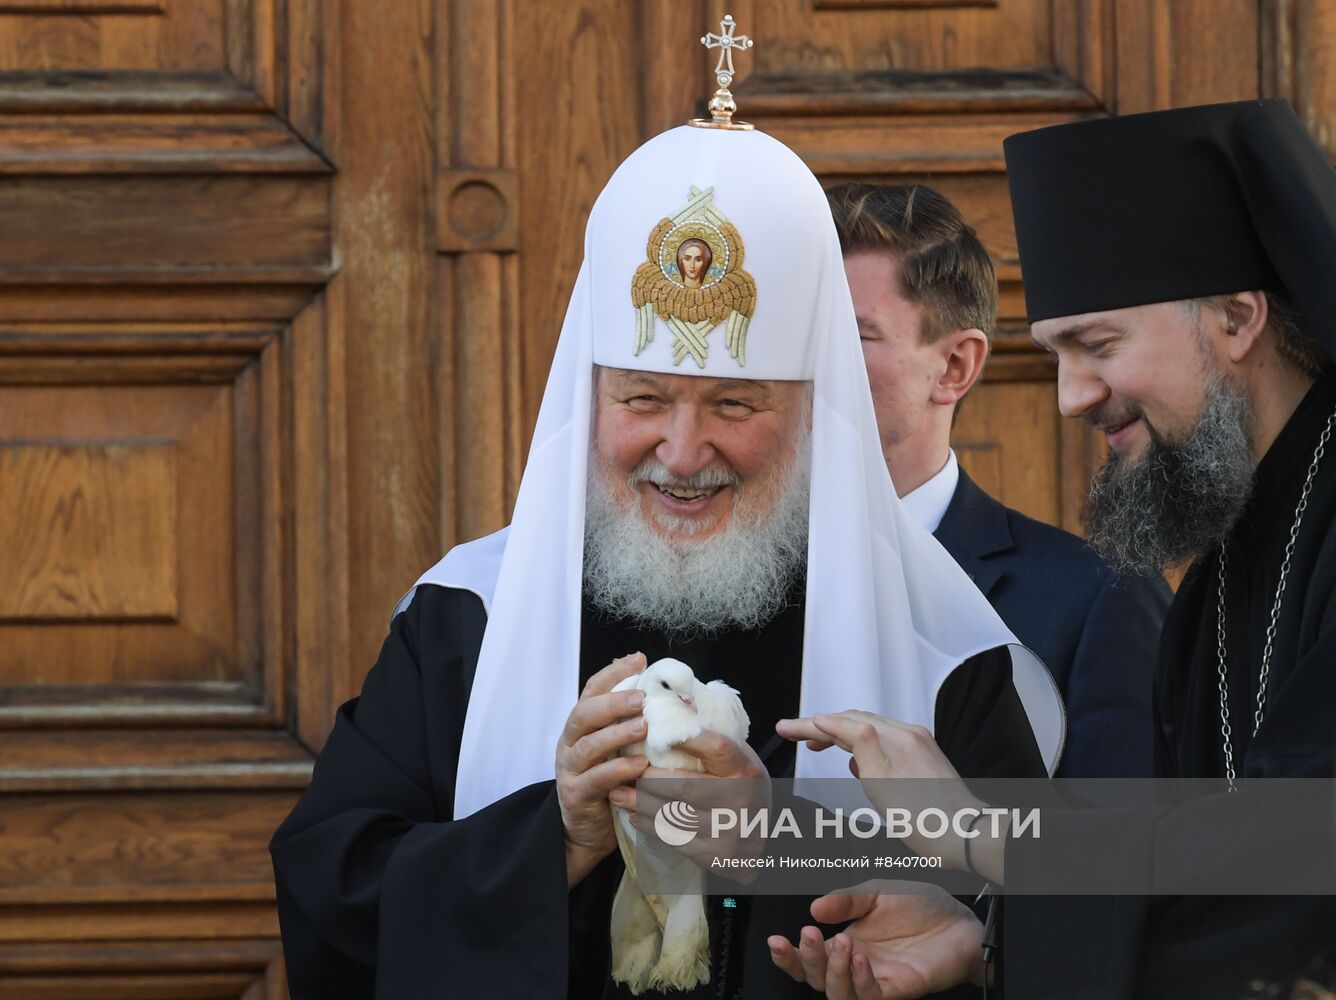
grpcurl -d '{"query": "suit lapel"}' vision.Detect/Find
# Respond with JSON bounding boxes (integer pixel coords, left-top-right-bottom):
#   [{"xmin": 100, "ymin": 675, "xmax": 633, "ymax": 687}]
[{"xmin": 933, "ymin": 469, "xmax": 1015, "ymax": 597}]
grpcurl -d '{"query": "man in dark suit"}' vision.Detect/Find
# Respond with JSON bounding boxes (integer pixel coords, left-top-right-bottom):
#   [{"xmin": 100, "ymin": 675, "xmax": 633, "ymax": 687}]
[{"xmin": 828, "ymin": 182, "xmax": 1172, "ymax": 778}]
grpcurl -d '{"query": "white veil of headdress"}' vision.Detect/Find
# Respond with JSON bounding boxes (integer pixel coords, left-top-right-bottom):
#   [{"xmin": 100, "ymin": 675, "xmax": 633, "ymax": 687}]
[{"xmin": 402, "ymin": 125, "xmax": 1065, "ymax": 819}]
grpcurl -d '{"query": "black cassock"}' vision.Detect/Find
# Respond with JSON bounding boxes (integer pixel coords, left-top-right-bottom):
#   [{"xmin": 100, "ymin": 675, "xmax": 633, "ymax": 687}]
[
  {"xmin": 1008, "ymin": 376, "xmax": 1336, "ymax": 999},
  {"xmin": 271, "ymin": 580, "xmax": 1045, "ymax": 998}
]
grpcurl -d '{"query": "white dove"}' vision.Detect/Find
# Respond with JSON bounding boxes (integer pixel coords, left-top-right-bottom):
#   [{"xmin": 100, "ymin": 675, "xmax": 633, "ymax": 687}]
[{"xmin": 608, "ymin": 657, "xmax": 749, "ymax": 995}]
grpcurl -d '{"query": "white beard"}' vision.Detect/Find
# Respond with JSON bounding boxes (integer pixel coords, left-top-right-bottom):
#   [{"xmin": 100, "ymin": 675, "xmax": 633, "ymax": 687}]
[{"xmin": 583, "ymin": 430, "xmax": 810, "ymax": 637}]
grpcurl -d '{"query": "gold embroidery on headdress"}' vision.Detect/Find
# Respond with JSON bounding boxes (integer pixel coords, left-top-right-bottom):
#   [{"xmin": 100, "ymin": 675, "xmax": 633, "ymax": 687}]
[{"xmin": 631, "ymin": 186, "xmax": 757, "ymax": 367}]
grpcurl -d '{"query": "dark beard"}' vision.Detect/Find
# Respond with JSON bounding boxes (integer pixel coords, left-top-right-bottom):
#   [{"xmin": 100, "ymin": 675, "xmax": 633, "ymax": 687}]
[{"xmin": 1082, "ymin": 375, "xmax": 1255, "ymax": 577}]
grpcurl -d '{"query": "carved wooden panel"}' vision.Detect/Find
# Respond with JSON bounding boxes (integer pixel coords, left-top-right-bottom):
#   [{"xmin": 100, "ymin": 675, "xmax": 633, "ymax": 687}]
[
  {"xmin": 1264, "ymin": 0, "xmax": 1336, "ymax": 155},
  {"xmin": 954, "ymin": 350, "xmax": 1065, "ymax": 527},
  {"xmin": 1, "ymin": 379, "xmax": 241, "ymax": 685},
  {"xmin": 2, "ymin": 442, "xmax": 178, "ymax": 620},
  {"xmin": 0, "ymin": 307, "xmax": 345, "ymax": 748},
  {"xmin": 0, "ymin": 0, "xmax": 329, "ymax": 173},
  {"xmin": 0, "ymin": 0, "xmax": 225, "ymax": 73},
  {"xmin": 0, "ymin": 0, "xmax": 1318, "ymax": 994},
  {"xmin": 0, "ymin": 0, "xmax": 336, "ymax": 991},
  {"xmin": 0, "ymin": 793, "xmax": 296, "ymax": 902},
  {"xmin": 437, "ymin": 169, "xmax": 520, "ymax": 252},
  {"xmin": 697, "ymin": 0, "xmax": 1113, "ymax": 169}
]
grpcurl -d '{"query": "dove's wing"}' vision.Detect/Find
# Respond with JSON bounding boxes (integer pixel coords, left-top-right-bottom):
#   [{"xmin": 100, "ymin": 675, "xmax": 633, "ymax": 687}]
[{"xmin": 699, "ymin": 679, "xmax": 750, "ymax": 744}]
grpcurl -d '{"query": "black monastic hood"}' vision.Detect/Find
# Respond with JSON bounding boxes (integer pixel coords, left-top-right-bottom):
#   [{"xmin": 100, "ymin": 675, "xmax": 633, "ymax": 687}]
[{"xmin": 1004, "ymin": 99, "xmax": 1336, "ymax": 363}]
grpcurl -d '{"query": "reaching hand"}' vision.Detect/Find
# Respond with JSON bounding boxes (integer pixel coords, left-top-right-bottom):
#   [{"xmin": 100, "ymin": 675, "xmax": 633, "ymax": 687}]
[
  {"xmin": 768, "ymin": 881, "xmax": 984, "ymax": 1000},
  {"xmin": 776, "ymin": 710, "xmax": 998, "ymax": 876}
]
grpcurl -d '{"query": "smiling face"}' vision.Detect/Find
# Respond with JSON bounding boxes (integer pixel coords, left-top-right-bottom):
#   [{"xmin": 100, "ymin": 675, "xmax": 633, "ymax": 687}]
[
  {"xmin": 677, "ymin": 239, "xmax": 711, "ymax": 288},
  {"xmin": 591, "ymin": 367, "xmax": 809, "ymax": 543},
  {"xmin": 1031, "ymin": 300, "xmax": 1264, "ymax": 575},
  {"xmin": 1030, "ymin": 301, "xmax": 1220, "ymax": 462},
  {"xmin": 584, "ymin": 366, "xmax": 812, "ymax": 634}
]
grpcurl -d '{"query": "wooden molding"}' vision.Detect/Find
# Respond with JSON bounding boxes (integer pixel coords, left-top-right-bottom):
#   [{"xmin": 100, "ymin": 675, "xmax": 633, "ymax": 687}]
[
  {"xmin": 763, "ymin": 116, "xmax": 1086, "ymax": 175},
  {"xmin": 0, "ymin": 0, "xmax": 163, "ymax": 13},
  {"xmin": 1262, "ymin": 0, "xmax": 1297, "ymax": 105},
  {"xmin": 0, "ymin": 352, "xmax": 255, "ymax": 383},
  {"xmin": 1263, "ymin": 0, "xmax": 1336, "ymax": 158},
  {"xmin": 0, "ymin": 728, "xmax": 314, "ymax": 791},
  {"xmin": 0, "ymin": 900, "xmax": 279, "ymax": 943},
  {"xmin": 0, "ymin": 940, "xmax": 281, "ymax": 968},
  {"xmin": 813, "ymin": 0, "xmax": 996, "ymax": 8},
  {"xmin": 0, "ymin": 71, "xmax": 266, "ymax": 113},
  {"xmin": 0, "ymin": 286, "xmax": 323, "ymax": 322},
  {"xmin": 740, "ymin": 68, "xmax": 1102, "ymax": 117},
  {"xmin": 0, "ymin": 685, "xmax": 285, "ymax": 730},
  {"xmin": 0, "ymin": 177, "xmax": 331, "ymax": 279},
  {"xmin": 0, "ymin": 939, "xmax": 285, "ymax": 998},
  {"xmin": 0, "ymin": 115, "xmax": 332, "ymax": 174},
  {"xmin": 436, "ymin": 0, "xmax": 526, "ymax": 544},
  {"xmin": 435, "ymin": 169, "xmax": 519, "ymax": 252}
]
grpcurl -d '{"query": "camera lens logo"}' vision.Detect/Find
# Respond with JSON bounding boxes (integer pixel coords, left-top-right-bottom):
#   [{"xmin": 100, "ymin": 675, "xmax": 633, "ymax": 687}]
[{"xmin": 653, "ymin": 800, "xmax": 700, "ymax": 847}]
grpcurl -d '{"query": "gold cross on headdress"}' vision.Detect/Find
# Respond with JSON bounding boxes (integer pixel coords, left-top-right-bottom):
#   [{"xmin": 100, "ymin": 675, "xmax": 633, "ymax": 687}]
[
  {"xmin": 691, "ymin": 14, "xmax": 755, "ymax": 131},
  {"xmin": 702, "ymin": 14, "xmax": 752, "ymax": 84}
]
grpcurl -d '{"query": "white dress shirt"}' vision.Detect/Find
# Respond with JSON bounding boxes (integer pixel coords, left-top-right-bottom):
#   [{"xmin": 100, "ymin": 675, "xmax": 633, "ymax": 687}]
[{"xmin": 899, "ymin": 450, "xmax": 960, "ymax": 534}]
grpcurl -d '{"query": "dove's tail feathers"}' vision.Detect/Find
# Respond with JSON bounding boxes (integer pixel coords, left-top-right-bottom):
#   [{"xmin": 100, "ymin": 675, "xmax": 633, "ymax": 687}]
[
  {"xmin": 611, "ymin": 804, "xmax": 678, "ymax": 995},
  {"xmin": 612, "ymin": 806, "xmax": 638, "ymax": 885},
  {"xmin": 648, "ymin": 894, "xmax": 711, "ymax": 992},
  {"xmin": 610, "ymin": 871, "xmax": 662, "ymax": 995}
]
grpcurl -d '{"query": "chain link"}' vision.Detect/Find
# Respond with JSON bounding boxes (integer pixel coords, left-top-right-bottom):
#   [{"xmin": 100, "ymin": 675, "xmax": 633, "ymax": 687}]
[
  {"xmin": 1217, "ymin": 405, "xmax": 1336, "ymax": 791},
  {"xmin": 1215, "ymin": 553, "xmax": 1235, "ymax": 786}
]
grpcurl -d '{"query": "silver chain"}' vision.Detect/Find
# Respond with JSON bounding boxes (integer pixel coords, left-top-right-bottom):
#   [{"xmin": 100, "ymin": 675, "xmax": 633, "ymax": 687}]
[{"xmin": 1216, "ymin": 405, "xmax": 1336, "ymax": 791}]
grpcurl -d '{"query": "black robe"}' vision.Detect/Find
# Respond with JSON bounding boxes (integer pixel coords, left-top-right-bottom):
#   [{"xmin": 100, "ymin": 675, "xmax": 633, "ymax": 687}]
[
  {"xmin": 271, "ymin": 583, "xmax": 1045, "ymax": 999},
  {"xmin": 1007, "ymin": 375, "xmax": 1336, "ymax": 999}
]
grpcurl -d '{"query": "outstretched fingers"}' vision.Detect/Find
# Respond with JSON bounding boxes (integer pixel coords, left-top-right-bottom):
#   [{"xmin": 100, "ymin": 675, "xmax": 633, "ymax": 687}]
[
  {"xmin": 775, "ymin": 717, "xmax": 838, "ymax": 751},
  {"xmin": 810, "ymin": 890, "xmax": 877, "ymax": 925},
  {"xmin": 768, "ymin": 935, "xmax": 805, "ymax": 983}
]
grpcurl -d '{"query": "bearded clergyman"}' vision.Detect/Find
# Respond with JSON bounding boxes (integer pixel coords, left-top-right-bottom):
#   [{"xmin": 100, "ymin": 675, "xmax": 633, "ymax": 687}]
[
  {"xmin": 999, "ymin": 97, "xmax": 1336, "ymax": 1000},
  {"xmin": 770, "ymin": 99, "xmax": 1336, "ymax": 1000},
  {"xmin": 267, "ymin": 23, "xmax": 1064, "ymax": 999}
]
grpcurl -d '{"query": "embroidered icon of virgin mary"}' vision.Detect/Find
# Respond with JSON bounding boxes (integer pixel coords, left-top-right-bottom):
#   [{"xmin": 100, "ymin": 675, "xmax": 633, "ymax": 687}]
[{"xmin": 631, "ymin": 186, "xmax": 757, "ymax": 367}]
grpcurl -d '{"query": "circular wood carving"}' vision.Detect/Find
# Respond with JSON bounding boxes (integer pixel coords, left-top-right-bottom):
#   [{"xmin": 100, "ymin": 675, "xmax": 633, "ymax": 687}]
[{"xmin": 448, "ymin": 179, "xmax": 508, "ymax": 242}]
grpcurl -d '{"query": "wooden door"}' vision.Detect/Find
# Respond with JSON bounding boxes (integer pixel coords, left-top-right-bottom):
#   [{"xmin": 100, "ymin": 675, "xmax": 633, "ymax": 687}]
[
  {"xmin": 0, "ymin": 0, "xmax": 342, "ymax": 994},
  {"xmin": 4, "ymin": 1, "xmax": 1333, "ymax": 994},
  {"xmin": 459, "ymin": 0, "xmax": 1288, "ymax": 540}
]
